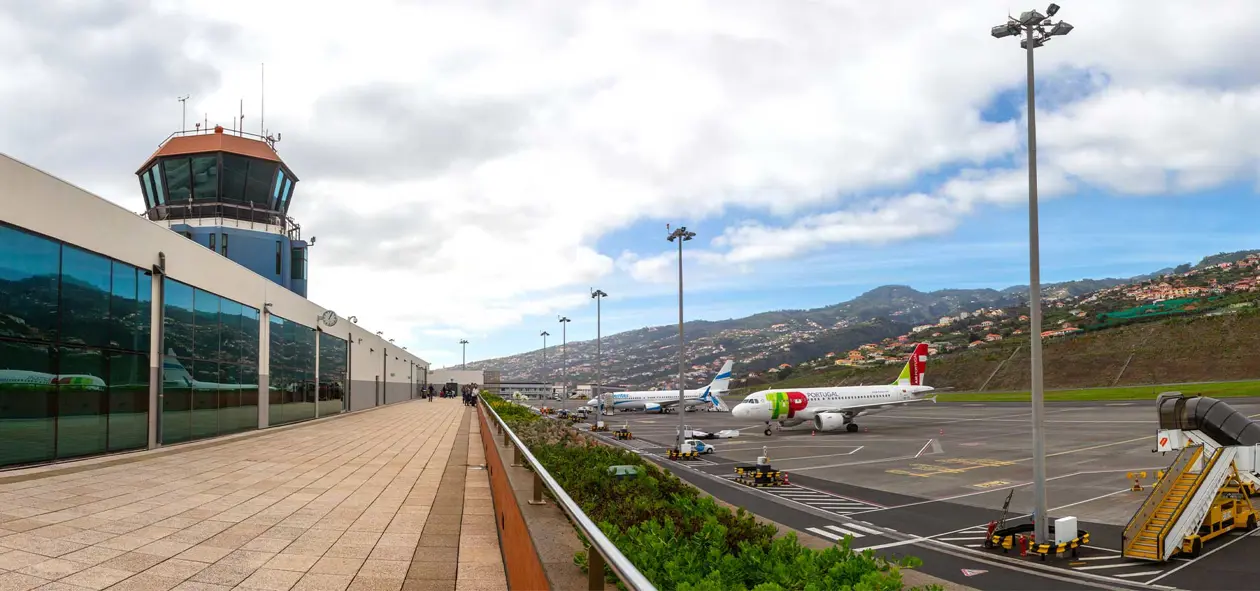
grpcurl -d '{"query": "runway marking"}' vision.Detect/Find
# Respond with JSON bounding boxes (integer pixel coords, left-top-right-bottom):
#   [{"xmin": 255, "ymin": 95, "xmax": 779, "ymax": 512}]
[
  {"xmin": 914, "ymin": 439, "xmax": 934, "ymax": 458},
  {"xmin": 886, "ymin": 457, "xmax": 1017, "ymax": 478},
  {"xmin": 1114, "ymin": 570, "xmax": 1164, "ymax": 578},
  {"xmin": 971, "ymin": 480, "xmax": 1011, "ymax": 489},
  {"xmin": 938, "ymin": 536, "xmax": 983, "ymax": 541},
  {"xmin": 1076, "ymin": 562, "xmax": 1145, "ymax": 571},
  {"xmin": 765, "ymin": 447, "xmax": 865, "ymax": 462},
  {"xmin": 1014, "ymin": 436, "xmax": 1149, "ymax": 463},
  {"xmin": 837, "ymin": 522, "xmax": 884, "ymax": 536},
  {"xmin": 1079, "ymin": 555, "xmax": 1123, "ymax": 561}
]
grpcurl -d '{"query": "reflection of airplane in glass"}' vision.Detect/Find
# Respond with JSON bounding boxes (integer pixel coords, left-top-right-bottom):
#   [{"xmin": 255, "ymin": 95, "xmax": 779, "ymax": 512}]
[
  {"xmin": 0, "ymin": 370, "xmax": 106, "ymax": 390},
  {"xmin": 163, "ymin": 351, "xmax": 258, "ymax": 390}
]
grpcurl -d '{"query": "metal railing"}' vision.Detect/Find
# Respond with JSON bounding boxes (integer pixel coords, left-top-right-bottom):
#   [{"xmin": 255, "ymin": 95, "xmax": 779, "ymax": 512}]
[
  {"xmin": 479, "ymin": 396, "xmax": 657, "ymax": 591},
  {"xmin": 1122, "ymin": 444, "xmax": 1201, "ymax": 554}
]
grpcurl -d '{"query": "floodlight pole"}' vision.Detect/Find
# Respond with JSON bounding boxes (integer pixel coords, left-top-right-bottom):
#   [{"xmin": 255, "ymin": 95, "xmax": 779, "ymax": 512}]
[
  {"xmin": 559, "ymin": 316, "xmax": 571, "ymax": 412},
  {"xmin": 460, "ymin": 339, "xmax": 469, "ymax": 370},
  {"xmin": 1023, "ymin": 21, "xmax": 1050, "ymax": 546},
  {"xmin": 592, "ymin": 289, "xmax": 608, "ymax": 414},
  {"xmin": 667, "ymin": 226, "xmax": 695, "ymax": 451},
  {"xmin": 540, "ymin": 331, "xmax": 549, "ymax": 399},
  {"xmin": 992, "ymin": 3, "xmax": 1071, "ymax": 544}
]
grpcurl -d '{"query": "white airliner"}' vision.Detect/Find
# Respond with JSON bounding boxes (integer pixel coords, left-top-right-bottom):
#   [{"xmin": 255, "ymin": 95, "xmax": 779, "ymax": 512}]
[
  {"xmin": 0, "ymin": 370, "xmax": 106, "ymax": 390},
  {"xmin": 161, "ymin": 352, "xmax": 259, "ymax": 390},
  {"xmin": 601, "ymin": 360, "xmax": 734, "ymax": 414},
  {"xmin": 732, "ymin": 343, "xmax": 935, "ymax": 435}
]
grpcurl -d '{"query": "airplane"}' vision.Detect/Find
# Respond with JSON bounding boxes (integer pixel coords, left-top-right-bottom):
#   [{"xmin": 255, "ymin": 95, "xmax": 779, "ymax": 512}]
[
  {"xmin": 0, "ymin": 370, "xmax": 106, "ymax": 390},
  {"xmin": 161, "ymin": 352, "xmax": 259, "ymax": 391},
  {"xmin": 732, "ymin": 343, "xmax": 935, "ymax": 436},
  {"xmin": 600, "ymin": 360, "xmax": 734, "ymax": 414}
]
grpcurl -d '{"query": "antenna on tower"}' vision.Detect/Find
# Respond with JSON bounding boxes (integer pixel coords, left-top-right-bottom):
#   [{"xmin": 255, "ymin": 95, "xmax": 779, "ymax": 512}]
[
  {"xmin": 239, "ymin": 99, "xmax": 244, "ymax": 136},
  {"xmin": 177, "ymin": 95, "xmax": 190, "ymax": 132},
  {"xmin": 261, "ymin": 63, "xmax": 265, "ymax": 137}
]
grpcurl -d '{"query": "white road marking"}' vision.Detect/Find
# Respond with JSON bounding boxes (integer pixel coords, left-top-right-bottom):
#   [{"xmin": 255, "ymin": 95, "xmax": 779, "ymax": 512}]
[
  {"xmin": 824, "ymin": 525, "xmax": 865, "ymax": 538},
  {"xmin": 1147, "ymin": 528, "xmax": 1259, "ymax": 584},
  {"xmin": 965, "ymin": 544, "xmax": 984, "ymax": 548},
  {"xmin": 914, "ymin": 439, "xmax": 934, "ymax": 458},
  {"xmin": 838, "ymin": 522, "xmax": 884, "ymax": 536},
  {"xmin": 1077, "ymin": 562, "xmax": 1145, "ymax": 571},
  {"xmin": 1113, "ymin": 570, "xmax": 1165, "ymax": 578},
  {"xmin": 806, "ymin": 527, "xmax": 843, "ymax": 541},
  {"xmin": 938, "ymin": 536, "xmax": 983, "ymax": 541},
  {"xmin": 1078, "ymin": 555, "xmax": 1124, "ymax": 561}
]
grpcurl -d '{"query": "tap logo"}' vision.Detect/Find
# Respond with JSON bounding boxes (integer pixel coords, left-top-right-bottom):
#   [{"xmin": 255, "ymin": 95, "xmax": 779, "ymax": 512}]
[{"xmin": 767, "ymin": 391, "xmax": 808, "ymax": 419}]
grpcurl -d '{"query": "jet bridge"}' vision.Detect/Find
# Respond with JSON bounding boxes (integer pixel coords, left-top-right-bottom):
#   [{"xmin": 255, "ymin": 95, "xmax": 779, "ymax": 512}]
[{"xmin": 1122, "ymin": 392, "xmax": 1259, "ymax": 562}]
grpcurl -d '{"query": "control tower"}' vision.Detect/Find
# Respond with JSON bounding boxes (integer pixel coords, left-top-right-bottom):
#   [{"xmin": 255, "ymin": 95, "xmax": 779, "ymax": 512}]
[{"xmin": 136, "ymin": 125, "xmax": 309, "ymax": 297}]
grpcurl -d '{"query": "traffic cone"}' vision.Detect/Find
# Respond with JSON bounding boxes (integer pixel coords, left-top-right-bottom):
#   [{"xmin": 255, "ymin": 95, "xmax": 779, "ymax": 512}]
[
  {"xmin": 812, "ymin": 430, "xmax": 816, "ymax": 436},
  {"xmin": 939, "ymin": 428, "xmax": 944, "ymax": 435}
]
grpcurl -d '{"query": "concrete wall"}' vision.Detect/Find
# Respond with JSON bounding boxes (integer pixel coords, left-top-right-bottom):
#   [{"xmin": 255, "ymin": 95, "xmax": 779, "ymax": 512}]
[
  {"xmin": 428, "ymin": 369, "xmax": 486, "ymax": 390},
  {"xmin": 0, "ymin": 153, "xmax": 429, "ymax": 434}
]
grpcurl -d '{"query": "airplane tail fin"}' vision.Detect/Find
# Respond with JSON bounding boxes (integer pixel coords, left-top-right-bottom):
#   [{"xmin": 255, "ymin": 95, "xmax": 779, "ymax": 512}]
[
  {"xmin": 161, "ymin": 351, "xmax": 194, "ymax": 384},
  {"xmin": 892, "ymin": 343, "xmax": 929, "ymax": 386},
  {"xmin": 707, "ymin": 360, "xmax": 734, "ymax": 393},
  {"xmin": 705, "ymin": 360, "xmax": 734, "ymax": 411}
]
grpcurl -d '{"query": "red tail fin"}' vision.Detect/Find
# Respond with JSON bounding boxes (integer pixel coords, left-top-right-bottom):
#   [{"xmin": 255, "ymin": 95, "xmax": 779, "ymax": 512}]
[{"xmin": 910, "ymin": 343, "xmax": 928, "ymax": 386}]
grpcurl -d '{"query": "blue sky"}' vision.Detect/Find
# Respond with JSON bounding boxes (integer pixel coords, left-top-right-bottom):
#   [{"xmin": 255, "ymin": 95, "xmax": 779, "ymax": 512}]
[{"xmin": 439, "ymin": 181, "xmax": 1258, "ymax": 367}]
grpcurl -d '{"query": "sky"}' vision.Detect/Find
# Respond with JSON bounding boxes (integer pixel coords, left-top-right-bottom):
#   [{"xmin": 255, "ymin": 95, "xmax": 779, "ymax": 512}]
[{"xmin": 1, "ymin": 0, "xmax": 1258, "ymax": 370}]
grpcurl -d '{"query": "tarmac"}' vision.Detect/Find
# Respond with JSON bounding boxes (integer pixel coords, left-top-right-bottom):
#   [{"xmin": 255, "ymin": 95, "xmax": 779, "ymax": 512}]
[
  {"xmin": 0, "ymin": 400, "xmax": 505, "ymax": 591},
  {"xmin": 558, "ymin": 397, "xmax": 1260, "ymax": 590}
]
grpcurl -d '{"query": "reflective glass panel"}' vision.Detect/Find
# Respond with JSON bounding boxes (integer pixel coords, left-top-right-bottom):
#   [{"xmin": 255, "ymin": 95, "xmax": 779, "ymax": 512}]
[
  {"xmin": 190, "ymin": 360, "xmax": 218, "ymax": 440},
  {"xmin": 56, "ymin": 346, "xmax": 108, "ymax": 459},
  {"xmin": 151, "ymin": 164, "xmax": 166, "ymax": 206},
  {"xmin": 0, "ymin": 340, "xmax": 55, "ymax": 466},
  {"xmin": 60, "ymin": 245, "xmax": 112, "ymax": 349},
  {"xmin": 0, "ymin": 225, "xmax": 61, "ymax": 341},
  {"xmin": 220, "ymin": 153, "xmax": 249, "ymax": 204},
  {"xmin": 164, "ymin": 157, "xmax": 191, "ymax": 202},
  {"xmin": 190, "ymin": 155, "xmax": 219, "ymax": 201},
  {"xmin": 107, "ymin": 351, "xmax": 148, "ymax": 451},
  {"xmin": 219, "ymin": 299, "xmax": 243, "ymax": 364},
  {"xmin": 245, "ymin": 160, "xmax": 278, "ymax": 208},
  {"xmin": 163, "ymin": 279, "xmax": 194, "ymax": 359},
  {"xmin": 192, "ymin": 288, "xmax": 220, "ymax": 362},
  {"xmin": 161, "ymin": 354, "xmax": 192, "ymax": 444},
  {"xmin": 241, "ymin": 307, "xmax": 259, "ymax": 366},
  {"xmin": 271, "ymin": 169, "xmax": 285, "ymax": 208}
]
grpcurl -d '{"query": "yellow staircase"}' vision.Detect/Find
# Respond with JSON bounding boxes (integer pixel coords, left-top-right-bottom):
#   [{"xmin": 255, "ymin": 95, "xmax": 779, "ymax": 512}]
[
  {"xmin": 1126, "ymin": 470, "xmax": 1201, "ymax": 560},
  {"xmin": 1123, "ymin": 445, "xmax": 1205, "ymax": 560}
]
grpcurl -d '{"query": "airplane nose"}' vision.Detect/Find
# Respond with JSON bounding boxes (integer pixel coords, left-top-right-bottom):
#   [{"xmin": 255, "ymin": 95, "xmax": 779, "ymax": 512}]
[{"xmin": 732, "ymin": 404, "xmax": 746, "ymax": 418}]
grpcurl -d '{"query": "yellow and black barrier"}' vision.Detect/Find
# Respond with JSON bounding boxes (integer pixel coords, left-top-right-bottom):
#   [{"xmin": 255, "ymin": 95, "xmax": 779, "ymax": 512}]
[
  {"xmin": 1126, "ymin": 471, "xmax": 1161, "ymax": 491},
  {"xmin": 733, "ymin": 470, "xmax": 787, "ymax": 487},
  {"xmin": 668, "ymin": 449, "xmax": 700, "ymax": 460},
  {"xmin": 590, "ymin": 424, "xmax": 608, "ymax": 432},
  {"xmin": 614, "ymin": 429, "xmax": 633, "ymax": 440}
]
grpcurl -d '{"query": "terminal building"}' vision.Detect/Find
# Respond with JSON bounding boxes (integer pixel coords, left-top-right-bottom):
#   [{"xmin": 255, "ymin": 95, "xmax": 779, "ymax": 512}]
[{"xmin": 0, "ymin": 125, "xmax": 430, "ymax": 471}]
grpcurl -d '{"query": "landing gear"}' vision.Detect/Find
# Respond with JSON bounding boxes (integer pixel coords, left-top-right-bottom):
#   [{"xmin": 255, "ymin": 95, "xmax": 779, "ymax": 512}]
[
  {"xmin": 846, "ymin": 423, "xmax": 859, "ymax": 433},
  {"xmin": 764, "ymin": 421, "xmax": 773, "ymax": 436}
]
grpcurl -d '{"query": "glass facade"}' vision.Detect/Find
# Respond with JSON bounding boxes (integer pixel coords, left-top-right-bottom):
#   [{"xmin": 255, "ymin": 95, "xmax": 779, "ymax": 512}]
[
  {"xmin": 160, "ymin": 278, "xmax": 259, "ymax": 444},
  {"xmin": 268, "ymin": 315, "xmax": 316, "ymax": 426},
  {"xmin": 0, "ymin": 224, "xmax": 151, "ymax": 469},
  {"xmin": 318, "ymin": 332, "xmax": 348, "ymax": 417}
]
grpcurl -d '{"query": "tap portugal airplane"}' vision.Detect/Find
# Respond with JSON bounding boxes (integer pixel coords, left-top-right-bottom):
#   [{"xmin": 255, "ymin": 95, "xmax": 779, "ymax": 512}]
[
  {"xmin": 603, "ymin": 360, "xmax": 734, "ymax": 413},
  {"xmin": 732, "ymin": 343, "xmax": 935, "ymax": 436}
]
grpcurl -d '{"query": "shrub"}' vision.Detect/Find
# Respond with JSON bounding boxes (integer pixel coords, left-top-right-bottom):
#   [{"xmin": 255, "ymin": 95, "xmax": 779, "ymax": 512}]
[{"xmin": 479, "ymin": 393, "xmax": 936, "ymax": 590}]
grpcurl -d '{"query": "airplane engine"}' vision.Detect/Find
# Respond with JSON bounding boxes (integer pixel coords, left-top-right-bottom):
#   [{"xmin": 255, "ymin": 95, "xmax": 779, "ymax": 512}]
[
  {"xmin": 814, "ymin": 413, "xmax": 849, "ymax": 432},
  {"xmin": 644, "ymin": 402, "xmax": 662, "ymax": 413}
]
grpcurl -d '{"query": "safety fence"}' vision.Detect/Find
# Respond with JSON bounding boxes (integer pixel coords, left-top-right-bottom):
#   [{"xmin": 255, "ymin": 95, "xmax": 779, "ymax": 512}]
[{"xmin": 479, "ymin": 397, "xmax": 657, "ymax": 591}]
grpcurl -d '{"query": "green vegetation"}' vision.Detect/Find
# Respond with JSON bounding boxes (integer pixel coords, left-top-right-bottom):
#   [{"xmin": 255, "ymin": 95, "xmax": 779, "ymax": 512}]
[
  {"xmin": 482, "ymin": 394, "xmax": 937, "ymax": 591},
  {"xmin": 731, "ymin": 310, "xmax": 1260, "ymax": 398},
  {"xmin": 935, "ymin": 380, "xmax": 1260, "ymax": 403}
]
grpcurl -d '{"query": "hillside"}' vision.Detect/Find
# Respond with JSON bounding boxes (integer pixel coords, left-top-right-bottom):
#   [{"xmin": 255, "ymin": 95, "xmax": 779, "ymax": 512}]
[
  {"xmin": 467, "ymin": 248, "xmax": 1260, "ymax": 390},
  {"xmin": 733, "ymin": 309, "xmax": 1260, "ymax": 394}
]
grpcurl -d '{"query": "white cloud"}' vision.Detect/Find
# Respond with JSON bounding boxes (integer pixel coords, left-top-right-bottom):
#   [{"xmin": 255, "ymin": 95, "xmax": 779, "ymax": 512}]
[{"xmin": 3, "ymin": 0, "xmax": 1260, "ymax": 365}]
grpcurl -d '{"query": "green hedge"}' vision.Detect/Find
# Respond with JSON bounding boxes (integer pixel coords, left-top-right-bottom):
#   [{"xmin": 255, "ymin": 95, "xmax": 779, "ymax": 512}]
[{"xmin": 481, "ymin": 394, "xmax": 937, "ymax": 591}]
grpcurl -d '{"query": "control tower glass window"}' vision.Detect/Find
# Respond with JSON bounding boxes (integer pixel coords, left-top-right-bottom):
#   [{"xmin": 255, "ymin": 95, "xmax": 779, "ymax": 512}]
[
  {"xmin": 150, "ymin": 165, "xmax": 165, "ymax": 206},
  {"xmin": 190, "ymin": 155, "xmax": 218, "ymax": 201},
  {"xmin": 245, "ymin": 160, "xmax": 278, "ymax": 208},
  {"xmin": 165, "ymin": 158, "xmax": 191, "ymax": 202},
  {"xmin": 221, "ymin": 153, "xmax": 249, "ymax": 204}
]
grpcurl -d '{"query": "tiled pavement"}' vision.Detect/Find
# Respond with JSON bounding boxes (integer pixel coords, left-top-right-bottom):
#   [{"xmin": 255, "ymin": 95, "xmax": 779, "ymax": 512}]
[{"xmin": 0, "ymin": 400, "xmax": 507, "ymax": 591}]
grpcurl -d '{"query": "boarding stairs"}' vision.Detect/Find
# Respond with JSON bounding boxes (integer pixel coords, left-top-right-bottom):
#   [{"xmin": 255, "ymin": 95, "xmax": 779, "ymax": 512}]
[{"xmin": 1122, "ymin": 392, "xmax": 1260, "ymax": 562}]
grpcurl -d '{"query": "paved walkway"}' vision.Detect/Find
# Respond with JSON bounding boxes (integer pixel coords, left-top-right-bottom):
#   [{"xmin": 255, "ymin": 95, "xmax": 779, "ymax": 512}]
[{"xmin": 0, "ymin": 400, "xmax": 506, "ymax": 591}]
